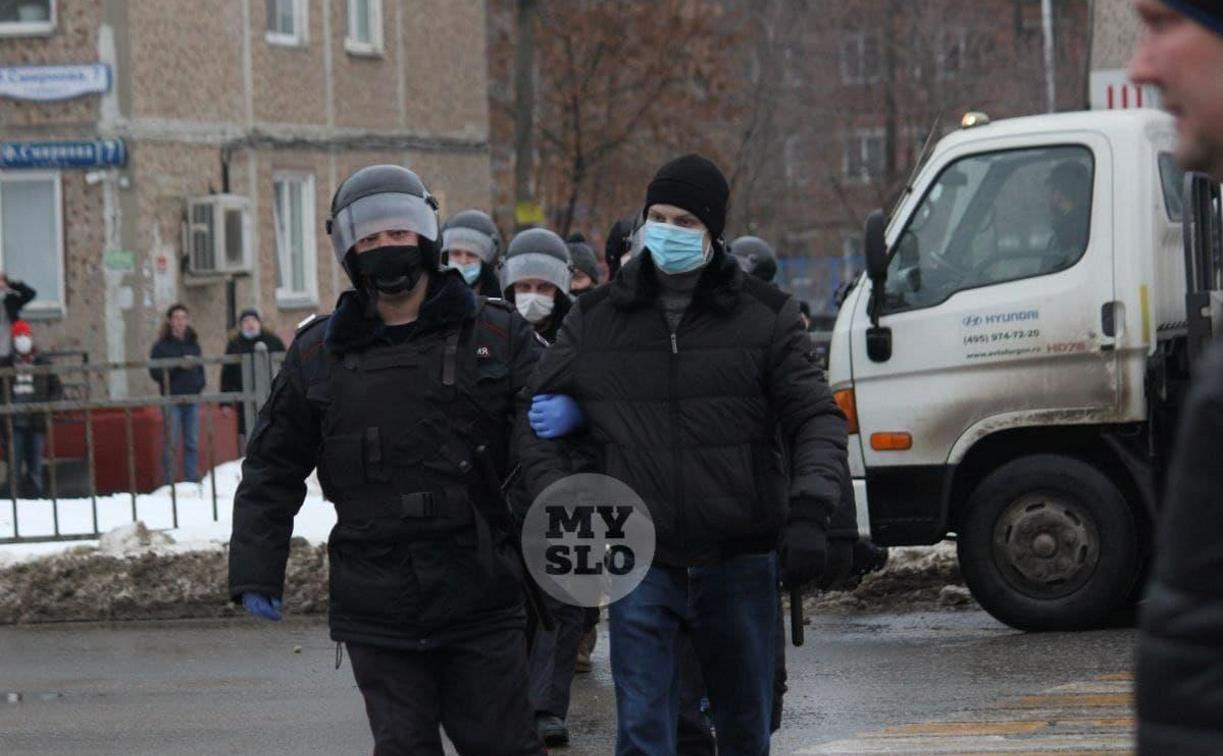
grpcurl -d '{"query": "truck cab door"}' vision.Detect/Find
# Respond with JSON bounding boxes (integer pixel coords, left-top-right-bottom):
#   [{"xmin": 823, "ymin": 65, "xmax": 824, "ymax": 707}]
[{"xmin": 850, "ymin": 136, "xmax": 1117, "ymax": 545}]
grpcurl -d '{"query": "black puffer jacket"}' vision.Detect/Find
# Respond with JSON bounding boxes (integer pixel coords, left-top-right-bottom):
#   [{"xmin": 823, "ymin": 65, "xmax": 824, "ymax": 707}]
[
  {"xmin": 219, "ymin": 331, "xmax": 287, "ymax": 395},
  {"xmin": 228, "ymin": 270, "xmax": 544, "ymax": 649},
  {"xmin": 518, "ymin": 249, "xmax": 847, "ymax": 566},
  {"xmin": 1137, "ymin": 343, "xmax": 1223, "ymax": 753},
  {"xmin": 148, "ymin": 334, "xmax": 205, "ymax": 396}
]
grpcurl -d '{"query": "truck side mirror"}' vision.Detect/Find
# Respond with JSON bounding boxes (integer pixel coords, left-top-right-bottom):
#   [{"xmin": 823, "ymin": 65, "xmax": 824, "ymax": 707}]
[
  {"xmin": 863, "ymin": 209, "xmax": 889, "ymax": 328},
  {"xmin": 863, "ymin": 209, "xmax": 893, "ymax": 361}
]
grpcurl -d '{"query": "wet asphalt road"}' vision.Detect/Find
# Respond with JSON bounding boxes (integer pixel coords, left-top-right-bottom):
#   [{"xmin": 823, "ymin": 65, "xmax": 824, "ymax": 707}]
[{"xmin": 0, "ymin": 610, "xmax": 1133, "ymax": 755}]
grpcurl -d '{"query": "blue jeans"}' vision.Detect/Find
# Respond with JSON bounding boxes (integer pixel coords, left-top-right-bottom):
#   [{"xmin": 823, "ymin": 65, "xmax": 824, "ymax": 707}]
[
  {"xmin": 162, "ymin": 403, "xmax": 199, "ymax": 484},
  {"xmin": 7, "ymin": 425, "xmax": 45, "ymax": 497},
  {"xmin": 609, "ymin": 553, "xmax": 778, "ymax": 756}
]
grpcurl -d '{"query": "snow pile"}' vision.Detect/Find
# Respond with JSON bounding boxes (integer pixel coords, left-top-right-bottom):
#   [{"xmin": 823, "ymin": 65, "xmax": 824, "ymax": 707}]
[
  {"xmin": 0, "ymin": 460, "xmax": 338, "ymax": 565},
  {"xmin": 98, "ymin": 521, "xmax": 176, "ymax": 555},
  {"xmin": 0, "ymin": 537, "xmax": 329, "ymax": 624},
  {"xmin": 808, "ymin": 542, "xmax": 975, "ymax": 613},
  {"xmin": 0, "ymin": 459, "xmax": 343, "ymax": 623}
]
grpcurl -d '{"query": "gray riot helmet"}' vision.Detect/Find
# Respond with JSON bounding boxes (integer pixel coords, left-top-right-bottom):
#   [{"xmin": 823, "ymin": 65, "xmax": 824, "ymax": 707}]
[
  {"xmin": 441, "ymin": 209, "xmax": 502, "ymax": 266},
  {"xmin": 729, "ymin": 235, "xmax": 778, "ymax": 282},
  {"xmin": 566, "ymin": 239, "xmax": 600, "ymax": 288},
  {"xmin": 501, "ymin": 228, "xmax": 573, "ymax": 295},
  {"xmin": 326, "ymin": 164, "xmax": 440, "ymax": 289}
]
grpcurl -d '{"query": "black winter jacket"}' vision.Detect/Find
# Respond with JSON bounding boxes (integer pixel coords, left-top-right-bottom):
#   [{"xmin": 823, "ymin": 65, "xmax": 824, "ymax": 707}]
[
  {"xmin": 149, "ymin": 334, "xmax": 205, "ymax": 396},
  {"xmin": 228, "ymin": 270, "xmax": 544, "ymax": 649},
  {"xmin": 219, "ymin": 331, "xmax": 287, "ymax": 395},
  {"xmin": 517, "ymin": 249, "xmax": 848, "ymax": 566},
  {"xmin": 3, "ymin": 280, "xmax": 35, "ymax": 323},
  {"xmin": 0, "ymin": 352, "xmax": 63, "ymax": 428},
  {"xmin": 1137, "ymin": 343, "xmax": 1223, "ymax": 753}
]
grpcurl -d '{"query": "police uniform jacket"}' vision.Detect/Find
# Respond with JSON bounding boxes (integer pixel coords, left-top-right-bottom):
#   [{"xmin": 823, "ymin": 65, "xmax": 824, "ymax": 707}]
[{"xmin": 228, "ymin": 269, "xmax": 544, "ymax": 649}]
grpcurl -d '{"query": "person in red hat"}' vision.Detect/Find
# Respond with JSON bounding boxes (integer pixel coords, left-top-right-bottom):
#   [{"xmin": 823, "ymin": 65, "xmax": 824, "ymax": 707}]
[{"xmin": 0, "ymin": 321, "xmax": 61, "ymax": 497}]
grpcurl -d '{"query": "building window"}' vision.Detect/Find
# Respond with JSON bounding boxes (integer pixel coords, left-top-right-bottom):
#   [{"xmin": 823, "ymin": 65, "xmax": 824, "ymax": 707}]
[
  {"xmin": 273, "ymin": 173, "xmax": 317, "ymax": 307},
  {"xmin": 345, "ymin": 0, "xmax": 383, "ymax": 55},
  {"xmin": 843, "ymin": 129, "xmax": 886, "ymax": 182},
  {"xmin": 840, "ymin": 32, "xmax": 881, "ymax": 85},
  {"xmin": 0, "ymin": 0, "xmax": 55, "ymax": 36},
  {"xmin": 266, "ymin": 0, "xmax": 307, "ymax": 46},
  {"xmin": 0, "ymin": 172, "xmax": 63, "ymax": 316}
]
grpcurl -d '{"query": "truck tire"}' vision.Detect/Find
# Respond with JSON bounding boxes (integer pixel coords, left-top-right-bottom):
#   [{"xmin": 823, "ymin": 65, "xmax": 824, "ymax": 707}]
[{"xmin": 957, "ymin": 454, "xmax": 1139, "ymax": 632}]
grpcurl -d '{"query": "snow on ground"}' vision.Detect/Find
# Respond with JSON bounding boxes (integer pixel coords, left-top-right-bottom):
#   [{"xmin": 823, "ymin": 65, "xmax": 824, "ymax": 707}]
[{"xmin": 0, "ymin": 460, "xmax": 336, "ymax": 565}]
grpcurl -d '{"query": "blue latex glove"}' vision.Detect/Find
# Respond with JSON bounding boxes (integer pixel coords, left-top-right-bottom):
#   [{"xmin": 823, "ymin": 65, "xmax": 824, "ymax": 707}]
[
  {"xmin": 242, "ymin": 592, "xmax": 283, "ymax": 621},
  {"xmin": 529, "ymin": 394, "xmax": 584, "ymax": 439}
]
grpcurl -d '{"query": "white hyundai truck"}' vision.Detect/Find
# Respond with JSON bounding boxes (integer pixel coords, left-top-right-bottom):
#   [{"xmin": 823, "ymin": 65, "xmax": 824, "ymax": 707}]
[{"xmin": 829, "ymin": 108, "xmax": 1223, "ymax": 631}]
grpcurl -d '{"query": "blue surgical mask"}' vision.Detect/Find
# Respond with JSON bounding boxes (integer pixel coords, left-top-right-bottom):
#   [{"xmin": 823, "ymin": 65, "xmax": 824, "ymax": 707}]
[
  {"xmin": 643, "ymin": 221, "xmax": 709, "ymax": 274},
  {"xmin": 452, "ymin": 260, "xmax": 482, "ymax": 285}
]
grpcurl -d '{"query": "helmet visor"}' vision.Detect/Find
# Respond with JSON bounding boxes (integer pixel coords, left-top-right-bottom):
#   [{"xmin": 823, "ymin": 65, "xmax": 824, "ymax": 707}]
[
  {"xmin": 330, "ymin": 191, "xmax": 439, "ymax": 257},
  {"xmin": 500, "ymin": 252, "xmax": 572, "ymax": 294},
  {"xmin": 442, "ymin": 226, "xmax": 497, "ymax": 264}
]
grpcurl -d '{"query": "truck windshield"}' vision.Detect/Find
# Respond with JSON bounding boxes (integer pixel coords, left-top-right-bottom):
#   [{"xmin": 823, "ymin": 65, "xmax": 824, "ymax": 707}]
[{"xmin": 883, "ymin": 145, "xmax": 1094, "ymax": 313}]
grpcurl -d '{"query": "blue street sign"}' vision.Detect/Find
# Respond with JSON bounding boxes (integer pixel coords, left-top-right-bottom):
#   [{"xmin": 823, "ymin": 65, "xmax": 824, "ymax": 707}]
[{"xmin": 0, "ymin": 139, "xmax": 126, "ymax": 169}]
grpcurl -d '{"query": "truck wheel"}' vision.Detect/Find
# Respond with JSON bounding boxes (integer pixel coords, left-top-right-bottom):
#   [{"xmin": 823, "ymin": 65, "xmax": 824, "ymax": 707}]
[{"xmin": 957, "ymin": 454, "xmax": 1139, "ymax": 632}]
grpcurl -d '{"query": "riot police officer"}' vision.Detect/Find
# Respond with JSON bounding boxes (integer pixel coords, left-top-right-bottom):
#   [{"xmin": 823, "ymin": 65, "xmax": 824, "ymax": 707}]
[
  {"xmin": 565, "ymin": 234, "xmax": 601, "ymax": 294},
  {"xmin": 228, "ymin": 165, "xmax": 545, "ymax": 755},
  {"xmin": 729, "ymin": 234, "xmax": 779, "ymax": 283},
  {"xmin": 442, "ymin": 208, "xmax": 504, "ymax": 298},
  {"xmin": 501, "ymin": 227, "xmax": 574, "ymax": 343}
]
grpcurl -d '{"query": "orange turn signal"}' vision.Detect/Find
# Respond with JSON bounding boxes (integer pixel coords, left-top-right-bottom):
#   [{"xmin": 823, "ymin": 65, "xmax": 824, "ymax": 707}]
[
  {"xmin": 833, "ymin": 388, "xmax": 859, "ymax": 435},
  {"xmin": 870, "ymin": 432, "xmax": 912, "ymax": 451}
]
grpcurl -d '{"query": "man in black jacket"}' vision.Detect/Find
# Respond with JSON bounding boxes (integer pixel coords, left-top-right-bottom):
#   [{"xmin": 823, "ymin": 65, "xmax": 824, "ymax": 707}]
[
  {"xmin": 219, "ymin": 308, "xmax": 286, "ymax": 439},
  {"xmin": 1129, "ymin": 2, "xmax": 1223, "ymax": 752},
  {"xmin": 149, "ymin": 304, "xmax": 206, "ymax": 484},
  {"xmin": 228, "ymin": 165, "xmax": 544, "ymax": 755},
  {"xmin": 518, "ymin": 154, "xmax": 848, "ymax": 755}
]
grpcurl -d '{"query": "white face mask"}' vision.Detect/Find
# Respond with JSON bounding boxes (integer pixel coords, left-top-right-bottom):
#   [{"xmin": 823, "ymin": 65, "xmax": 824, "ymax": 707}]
[
  {"xmin": 515, "ymin": 292, "xmax": 555, "ymax": 324},
  {"xmin": 13, "ymin": 336, "xmax": 32, "ymax": 354},
  {"xmin": 241, "ymin": 327, "xmax": 260, "ymax": 340}
]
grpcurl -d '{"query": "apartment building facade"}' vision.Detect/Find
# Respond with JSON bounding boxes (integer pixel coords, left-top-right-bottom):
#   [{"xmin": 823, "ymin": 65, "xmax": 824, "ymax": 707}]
[{"xmin": 0, "ymin": 0, "xmax": 492, "ymax": 395}]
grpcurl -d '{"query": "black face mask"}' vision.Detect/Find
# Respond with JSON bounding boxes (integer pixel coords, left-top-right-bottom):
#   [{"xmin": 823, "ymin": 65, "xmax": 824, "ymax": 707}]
[{"xmin": 350, "ymin": 245, "xmax": 427, "ymax": 295}]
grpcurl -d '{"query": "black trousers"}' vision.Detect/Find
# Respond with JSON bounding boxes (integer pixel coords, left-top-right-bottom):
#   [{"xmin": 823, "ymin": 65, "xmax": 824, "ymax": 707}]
[
  {"xmin": 347, "ymin": 628, "xmax": 544, "ymax": 756},
  {"xmin": 527, "ymin": 594, "xmax": 586, "ymax": 719}
]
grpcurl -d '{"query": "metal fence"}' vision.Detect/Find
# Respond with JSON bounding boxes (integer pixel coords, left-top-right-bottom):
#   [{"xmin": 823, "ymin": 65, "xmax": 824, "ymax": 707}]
[{"xmin": 0, "ymin": 344, "xmax": 283, "ymax": 545}]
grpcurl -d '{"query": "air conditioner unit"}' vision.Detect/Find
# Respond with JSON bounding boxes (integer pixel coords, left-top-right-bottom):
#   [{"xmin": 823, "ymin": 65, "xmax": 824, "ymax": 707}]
[{"xmin": 183, "ymin": 194, "xmax": 253, "ymax": 276}]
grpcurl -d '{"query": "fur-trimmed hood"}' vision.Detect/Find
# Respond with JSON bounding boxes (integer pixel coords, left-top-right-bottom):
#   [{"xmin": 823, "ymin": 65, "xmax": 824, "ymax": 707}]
[
  {"xmin": 324, "ymin": 268, "xmax": 476, "ymax": 354},
  {"xmin": 608, "ymin": 243, "xmax": 743, "ymax": 315}
]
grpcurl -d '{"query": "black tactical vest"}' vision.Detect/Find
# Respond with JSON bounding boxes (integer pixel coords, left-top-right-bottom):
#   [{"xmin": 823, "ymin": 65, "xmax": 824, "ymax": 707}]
[
  {"xmin": 305, "ymin": 299, "xmax": 525, "ymax": 644},
  {"xmin": 313, "ymin": 299, "xmax": 517, "ymax": 532}
]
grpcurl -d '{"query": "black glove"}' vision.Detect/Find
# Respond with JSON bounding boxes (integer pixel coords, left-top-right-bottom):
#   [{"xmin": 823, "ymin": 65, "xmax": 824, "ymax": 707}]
[{"xmin": 781, "ymin": 519, "xmax": 828, "ymax": 588}]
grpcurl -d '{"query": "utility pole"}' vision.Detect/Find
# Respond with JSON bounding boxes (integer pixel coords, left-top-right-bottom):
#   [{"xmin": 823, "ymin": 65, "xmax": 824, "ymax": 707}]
[
  {"xmin": 1041, "ymin": 0, "xmax": 1057, "ymax": 112},
  {"xmin": 513, "ymin": 0, "xmax": 538, "ymax": 231}
]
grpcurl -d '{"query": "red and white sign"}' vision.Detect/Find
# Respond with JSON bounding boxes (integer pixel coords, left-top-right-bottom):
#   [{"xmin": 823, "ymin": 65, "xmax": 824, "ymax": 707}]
[{"xmin": 1090, "ymin": 69, "xmax": 1162, "ymax": 111}]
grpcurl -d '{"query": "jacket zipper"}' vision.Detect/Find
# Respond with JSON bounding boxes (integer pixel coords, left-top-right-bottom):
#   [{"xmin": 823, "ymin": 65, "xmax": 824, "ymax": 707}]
[{"xmin": 665, "ymin": 313, "xmax": 685, "ymax": 561}]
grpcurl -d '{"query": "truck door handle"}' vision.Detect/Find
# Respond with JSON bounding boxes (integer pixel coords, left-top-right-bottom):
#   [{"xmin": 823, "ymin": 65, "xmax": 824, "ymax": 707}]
[{"xmin": 1101, "ymin": 302, "xmax": 1116, "ymax": 338}]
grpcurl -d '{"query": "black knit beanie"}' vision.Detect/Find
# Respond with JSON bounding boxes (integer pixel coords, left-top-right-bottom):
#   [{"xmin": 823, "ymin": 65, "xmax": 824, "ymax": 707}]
[
  {"xmin": 644, "ymin": 154, "xmax": 729, "ymax": 239},
  {"xmin": 1165, "ymin": 0, "xmax": 1223, "ymax": 36}
]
